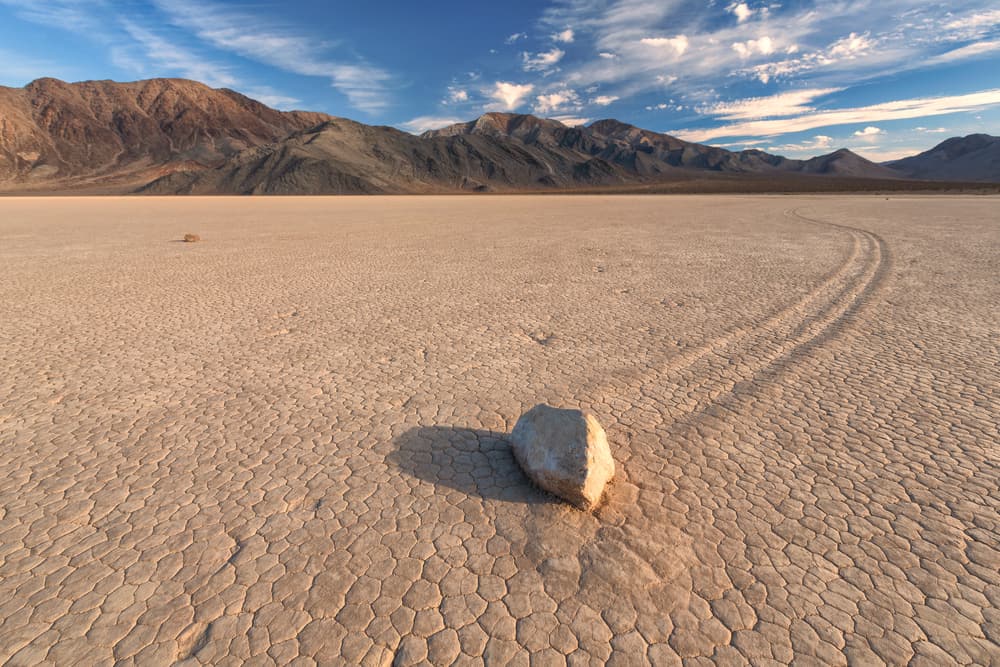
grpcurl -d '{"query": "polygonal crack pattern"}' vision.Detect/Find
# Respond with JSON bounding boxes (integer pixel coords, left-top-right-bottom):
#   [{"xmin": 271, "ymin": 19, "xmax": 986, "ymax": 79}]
[{"xmin": 0, "ymin": 195, "xmax": 997, "ymax": 665}]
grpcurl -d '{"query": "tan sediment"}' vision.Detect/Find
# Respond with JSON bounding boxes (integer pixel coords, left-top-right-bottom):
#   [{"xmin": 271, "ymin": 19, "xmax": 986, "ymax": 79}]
[{"xmin": 0, "ymin": 195, "xmax": 997, "ymax": 664}]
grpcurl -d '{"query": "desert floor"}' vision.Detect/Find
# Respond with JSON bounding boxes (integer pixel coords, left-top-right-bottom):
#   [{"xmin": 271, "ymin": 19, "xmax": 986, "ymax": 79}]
[{"xmin": 1, "ymin": 195, "xmax": 997, "ymax": 666}]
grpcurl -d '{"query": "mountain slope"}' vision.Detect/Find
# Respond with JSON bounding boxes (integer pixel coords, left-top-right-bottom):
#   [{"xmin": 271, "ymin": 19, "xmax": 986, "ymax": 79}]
[
  {"xmin": 0, "ymin": 78, "xmax": 330, "ymax": 188},
  {"xmin": 798, "ymin": 148, "xmax": 903, "ymax": 178},
  {"xmin": 145, "ymin": 112, "xmax": 900, "ymax": 195},
  {"xmin": 886, "ymin": 134, "xmax": 1000, "ymax": 182},
  {"xmin": 6, "ymin": 78, "xmax": 981, "ymax": 195}
]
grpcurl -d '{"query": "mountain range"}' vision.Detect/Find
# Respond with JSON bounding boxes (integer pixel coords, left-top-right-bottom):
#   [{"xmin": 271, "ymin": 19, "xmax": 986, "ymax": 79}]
[{"xmin": 0, "ymin": 78, "xmax": 997, "ymax": 194}]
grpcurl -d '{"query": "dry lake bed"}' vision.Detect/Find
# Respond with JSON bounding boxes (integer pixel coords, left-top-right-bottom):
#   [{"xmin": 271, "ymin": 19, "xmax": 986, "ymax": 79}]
[{"xmin": 1, "ymin": 195, "xmax": 997, "ymax": 665}]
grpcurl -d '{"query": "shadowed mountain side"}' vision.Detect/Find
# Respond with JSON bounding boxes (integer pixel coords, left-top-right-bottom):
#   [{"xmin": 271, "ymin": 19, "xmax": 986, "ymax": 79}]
[
  {"xmin": 886, "ymin": 134, "xmax": 1000, "ymax": 182},
  {"xmin": 390, "ymin": 426, "xmax": 554, "ymax": 506},
  {"xmin": 141, "ymin": 118, "xmax": 633, "ymax": 194},
  {"xmin": 0, "ymin": 78, "xmax": 331, "ymax": 188},
  {"xmin": 798, "ymin": 148, "xmax": 902, "ymax": 178},
  {"xmin": 141, "ymin": 112, "xmax": 902, "ymax": 194}
]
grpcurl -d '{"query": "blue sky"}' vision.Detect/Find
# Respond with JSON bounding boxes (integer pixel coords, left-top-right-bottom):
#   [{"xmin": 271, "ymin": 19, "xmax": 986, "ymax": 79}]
[{"xmin": 1, "ymin": 1, "xmax": 999, "ymax": 160}]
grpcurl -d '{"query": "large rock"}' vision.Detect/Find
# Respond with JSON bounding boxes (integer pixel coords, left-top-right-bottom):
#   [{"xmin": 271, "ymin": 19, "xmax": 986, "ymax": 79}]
[{"xmin": 510, "ymin": 404, "xmax": 615, "ymax": 510}]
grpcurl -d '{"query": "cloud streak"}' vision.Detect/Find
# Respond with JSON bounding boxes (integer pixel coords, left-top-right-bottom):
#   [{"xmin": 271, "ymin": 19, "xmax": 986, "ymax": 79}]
[
  {"xmin": 399, "ymin": 116, "xmax": 464, "ymax": 134},
  {"xmin": 151, "ymin": 0, "xmax": 393, "ymax": 113},
  {"xmin": 676, "ymin": 89, "xmax": 1000, "ymax": 142},
  {"xmin": 119, "ymin": 20, "xmax": 238, "ymax": 88},
  {"xmin": 697, "ymin": 88, "xmax": 842, "ymax": 121}
]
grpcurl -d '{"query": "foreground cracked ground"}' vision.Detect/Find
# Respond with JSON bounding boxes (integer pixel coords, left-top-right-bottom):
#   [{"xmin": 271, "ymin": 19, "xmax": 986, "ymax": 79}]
[{"xmin": 0, "ymin": 195, "xmax": 997, "ymax": 665}]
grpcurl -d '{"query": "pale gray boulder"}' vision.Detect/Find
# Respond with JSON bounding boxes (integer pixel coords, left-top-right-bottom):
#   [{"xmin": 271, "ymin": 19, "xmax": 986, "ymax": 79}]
[{"xmin": 509, "ymin": 405, "xmax": 615, "ymax": 510}]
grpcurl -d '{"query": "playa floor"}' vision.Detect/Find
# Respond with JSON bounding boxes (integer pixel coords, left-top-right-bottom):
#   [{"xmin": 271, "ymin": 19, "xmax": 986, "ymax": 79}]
[{"xmin": 1, "ymin": 195, "xmax": 997, "ymax": 665}]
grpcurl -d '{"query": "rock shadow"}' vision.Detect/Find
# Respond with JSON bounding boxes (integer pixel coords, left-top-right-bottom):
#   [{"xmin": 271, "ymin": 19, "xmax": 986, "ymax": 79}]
[{"xmin": 390, "ymin": 426, "xmax": 553, "ymax": 506}]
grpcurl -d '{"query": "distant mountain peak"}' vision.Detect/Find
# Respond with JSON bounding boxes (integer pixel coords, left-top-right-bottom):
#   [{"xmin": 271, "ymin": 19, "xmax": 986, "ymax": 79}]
[
  {"xmin": 886, "ymin": 133, "xmax": 1000, "ymax": 182},
  {"xmin": 423, "ymin": 112, "xmax": 569, "ymax": 139},
  {"xmin": 587, "ymin": 118, "xmax": 637, "ymax": 134}
]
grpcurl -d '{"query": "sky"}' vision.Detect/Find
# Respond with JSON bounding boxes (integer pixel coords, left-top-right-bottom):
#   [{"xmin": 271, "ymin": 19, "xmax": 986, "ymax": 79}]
[{"xmin": 1, "ymin": 1, "xmax": 999, "ymax": 161}]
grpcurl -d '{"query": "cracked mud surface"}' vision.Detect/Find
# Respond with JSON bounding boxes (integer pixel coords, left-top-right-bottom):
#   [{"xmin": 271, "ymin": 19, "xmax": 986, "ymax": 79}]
[{"xmin": 1, "ymin": 195, "xmax": 997, "ymax": 665}]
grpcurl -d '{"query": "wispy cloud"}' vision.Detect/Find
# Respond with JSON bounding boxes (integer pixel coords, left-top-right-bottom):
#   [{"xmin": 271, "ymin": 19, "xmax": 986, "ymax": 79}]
[
  {"xmin": 242, "ymin": 88, "xmax": 301, "ymax": 111},
  {"xmin": 534, "ymin": 89, "xmax": 581, "ymax": 114},
  {"xmin": 523, "ymin": 48, "xmax": 566, "ymax": 72},
  {"xmin": 120, "ymin": 20, "xmax": 238, "ymax": 88},
  {"xmin": 592, "ymin": 95, "xmax": 619, "ymax": 106},
  {"xmin": 697, "ymin": 88, "xmax": 842, "ymax": 120},
  {"xmin": 446, "ymin": 87, "xmax": 469, "ymax": 104},
  {"xmin": 550, "ymin": 115, "xmax": 590, "ymax": 126},
  {"xmin": 0, "ymin": 0, "xmax": 104, "ymax": 33},
  {"xmin": 767, "ymin": 135, "xmax": 833, "ymax": 154},
  {"xmin": 151, "ymin": 0, "xmax": 393, "ymax": 113},
  {"xmin": 944, "ymin": 9, "xmax": 1000, "ymax": 36},
  {"xmin": 399, "ymin": 116, "xmax": 464, "ymax": 134},
  {"xmin": 926, "ymin": 40, "xmax": 1000, "ymax": 66},
  {"xmin": 530, "ymin": 0, "xmax": 1000, "ymax": 111},
  {"xmin": 677, "ymin": 89, "xmax": 1000, "ymax": 142}
]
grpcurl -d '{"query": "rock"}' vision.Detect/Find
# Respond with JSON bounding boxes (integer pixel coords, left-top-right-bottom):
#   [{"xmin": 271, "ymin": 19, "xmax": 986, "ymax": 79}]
[
  {"xmin": 509, "ymin": 405, "xmax": 615, "ymax": 510},
  {"xmin": 183, "ymin": 233, "xmax": 201, "ymax": 242}
]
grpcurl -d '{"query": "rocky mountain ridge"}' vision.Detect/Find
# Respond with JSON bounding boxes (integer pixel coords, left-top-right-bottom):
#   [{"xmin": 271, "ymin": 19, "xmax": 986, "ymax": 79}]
[
  {"xmin": 0, "ymin": 77, "xmax": 330, "ymax": 188},
  {"xmin": 0, "ymin": 78, "xmax": 995, "ymax": 193},
  {"xmin": 887, "ymin": 134, "xmax": 1000, "ymax": 182}
]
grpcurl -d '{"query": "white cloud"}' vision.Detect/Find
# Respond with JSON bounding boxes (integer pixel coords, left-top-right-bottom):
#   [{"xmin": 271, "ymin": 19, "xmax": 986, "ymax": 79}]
[
  {"xmin": 853, "ymin": 126, "xmax": 883, "ymax": 137},
  {"xmin": 592, "ymin": 95, "xmax": 619, "ymax": 106},
  {"xmin": 553, "ymin": 29, "xmax": 575, "ymax": 43},
  {"xmin": 727, "ymin": 3, "xmax": 754, "ymax": 23},
  {"xmin": 506, "ymin": 32, "xmax": 527, "ymax": 44},
  {"xmin": 944, "ymin": 10, "xmax": 1000, "ymax": 32},
  {"xmin": 676, "ymin": 88, "xmax": 1000, "ymax": 142},
  {"xmin": 698, "ymin": 88, "xmax": 841, "ymax": 120},
  {"xmin": 732, "ymin": 36, "xmax": 775, "ymax": 59},
  {"xmin": 523, "ymin": 48, "xmax": 566, "ymax": 71},
  {"xmin": 742, "ymin": 31, "xmax": 884, "ymax": 83},
  {"xmin": 119, "ymin": 20, "xmax": 238, "ymax": 88},
  {"xmin": 598, "ymin": 52, "xmax": 617, "ymax": 59},
  {"xmin": 398, "ymin": 116, "xmax": 464, "ymax": 134},
  {"xmin": 556, "ymin": 0, "xmax": 1000, "ymax": 98},
  {"xmin": 0, "ymin": 0, "xmax": 103, "ymax": 34},
  {"xmin": 243, "ymin": 88, "xmax": 300, "ymax": 110},
  {"xmin": 851, "ymin": 147, "xmax": 923, "ymax": 162},
  {"xmin": 915, "ymin": 126, "xmax": 949, "ymax": 133},
  {"xmin": 447, "ymin": 87, "xmax": 469, "ymax": 103},
  {"xmin": 640, "ymin": 35, "xmax": 689, "ymax": 56},
  {"xmin": 828, "ymin": 32, "xmax": 874, "ymax": 59},
  {"xmin": 151, "ymin": 0, "xmax": 393, "ymax": 113},
  {"xmin": 551, "ymin": 115, "xmax": 590, "ymax": 126},
  {"xmin": 767, "ymin": 135, "xmax": 834, "ymax": 154},
  {"xmin": 534, "ymin": 89, "xmax": 581, "ymax": 114},
  {"xmin": 490, "ymin": 81, "xmax": 534, "ymax": 110},
  {"xmin": 927, "ymin": 40, "xmax": 1000, "ymax": 66}
]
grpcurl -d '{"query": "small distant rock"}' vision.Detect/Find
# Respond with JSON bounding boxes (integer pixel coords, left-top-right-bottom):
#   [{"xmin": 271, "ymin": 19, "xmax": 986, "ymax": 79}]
[
  {"xmin": 510, "ymin": 404, "xmax": 615, "ymax": 510},
  {"xmin": 183, "ymin": 233, "xmax": 201, "ymax": 242}
]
